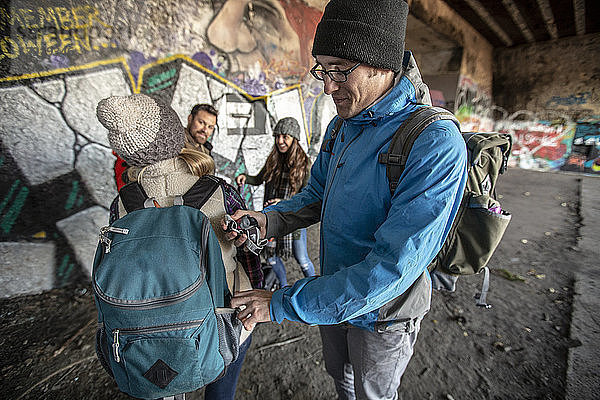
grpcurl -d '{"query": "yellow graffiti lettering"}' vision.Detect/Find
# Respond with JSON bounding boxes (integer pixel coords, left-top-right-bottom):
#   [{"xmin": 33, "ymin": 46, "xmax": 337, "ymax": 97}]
[
  {"xmin": 37, "ymin": 7, "xmax": 60, "ymax": 31},
  {"xmin": 71, "ymin": 6, "xmax": 88, "ymax": 29},
  {"xmin": 43, "ymin": 32, "xmax": 57, "ymax": 55},
  {"xmin": 36, "ymin": 32, "xmax": 42, "ymax": 56},
  {"xmin": 0, "ymin": 8, "xmax": 9, "ymax": 29},
  {"xmin": 55, "ymin": 7, "xmax": 72, "ymax": 30},
  {"xmin": 87, "ymin": 6, "xmax": 111, "ymax": 29},
  {"xmin": 72, "ymin": 27, "xmax": 90, "ymax": 53},
  {"xmin": 0, "ymin": 7, "xmax": 26, "ymax": 29},
  {"xmin": 19, "ymin": 8, "xmax": 38, "ymax": 29},
  {"xmin": 57, "ymin": 33, "xmax": 71, "ymax": 53},
  {"xmin": 0, "ymin": 36, "xmax": 19, "ymax": 59},
  {"xmin": 16, "ymin": 34, "xmax": 39, "ymax": 55},
  {"xmin": 0, "ymin": 6, "xmax": 111, "ymax": 60}
]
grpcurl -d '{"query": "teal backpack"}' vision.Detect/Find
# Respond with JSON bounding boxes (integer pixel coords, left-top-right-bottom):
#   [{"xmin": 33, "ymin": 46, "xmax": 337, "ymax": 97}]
[{"xmin": 93, "ymin": 177, "xmax": 242, "ymax": 399}]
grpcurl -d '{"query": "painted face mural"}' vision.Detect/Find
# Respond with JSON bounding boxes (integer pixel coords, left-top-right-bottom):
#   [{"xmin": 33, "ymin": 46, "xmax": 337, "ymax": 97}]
[{"xmin": 207, "ymin": 0, "xmax": 321, "ymax": 89}]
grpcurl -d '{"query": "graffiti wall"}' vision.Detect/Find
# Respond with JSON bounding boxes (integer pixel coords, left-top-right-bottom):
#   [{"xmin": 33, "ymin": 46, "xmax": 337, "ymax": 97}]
[
  {"xmin": 487, "ymin": 32, "xmax": 600, "ymax": 173},
  {"xmin": 0, "ymin": 0, "xmax": 336, "ymax": 297},
  {"xmin": 455, "ymin": 76, "xmax": 600, "ymax": 175}
]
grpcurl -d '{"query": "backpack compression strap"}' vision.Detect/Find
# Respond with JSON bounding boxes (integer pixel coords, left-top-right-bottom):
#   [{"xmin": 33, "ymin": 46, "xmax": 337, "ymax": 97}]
[
  {"xmin": 118, "ymin": 176, "xmax": 222, "ymax": 212},
  {"xmin": 119, "ymin": 182, "xmax": 150, "ymax": 213},
  {"xmin": 378, "ymin": 106, "xmax": 460, "ymax": 195}
]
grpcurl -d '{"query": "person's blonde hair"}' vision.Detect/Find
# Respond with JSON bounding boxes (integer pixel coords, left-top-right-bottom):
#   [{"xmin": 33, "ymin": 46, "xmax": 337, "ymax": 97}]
[
  {"xmin": 179, "ymin": 147, "xmax": 215, "ymax": 177},
  {"xmin": 126, "ymin": 147, "xmax": 215, "ymax": 183}
]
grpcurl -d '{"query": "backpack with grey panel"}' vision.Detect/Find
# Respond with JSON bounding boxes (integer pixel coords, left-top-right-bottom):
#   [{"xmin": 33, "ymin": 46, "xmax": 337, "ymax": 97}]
[
  {"xmin": 378, "ymin": 106, "xmax": 512, "ymax": 307},
  {"xmin": 93, "ymin": 176, "xmax": 242, "ymax": 400}
]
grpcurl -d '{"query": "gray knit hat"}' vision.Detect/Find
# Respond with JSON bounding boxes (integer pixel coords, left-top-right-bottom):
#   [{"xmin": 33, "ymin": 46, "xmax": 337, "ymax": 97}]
[
  {"xmin": 272, "ymin": 117, "xmax": 301, "ymax": 141},
  {"xmin": 97, "ymin": 94, "xmax": 185, "ymax": 167},
  {"xmin": 312, "ymin": 0, "xmax": 409, "ymax": 73}
]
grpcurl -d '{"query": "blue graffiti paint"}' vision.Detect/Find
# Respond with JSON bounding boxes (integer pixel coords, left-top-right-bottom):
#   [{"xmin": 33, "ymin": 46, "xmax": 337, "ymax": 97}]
[
  {"xmin": 58, "ymin": 255, "xmax": 69, "ymax": 277},
  {"xmin": 57, "ymin": 254, "xmax": 76, "ymax": 285},
  {"xmin": 546, "ymin": 92, "xmax": 591, "ymax": 107},
  {"xmin": 1, "ymin": 185, "xmax": 29, "ymax": 234},
  {"xmin": 64, "ymin": 180, "xmax": 79, "ymax": 210},
  {"xmin": 0, "ymin": 179, "xmax": 20, "ymax": 215}
]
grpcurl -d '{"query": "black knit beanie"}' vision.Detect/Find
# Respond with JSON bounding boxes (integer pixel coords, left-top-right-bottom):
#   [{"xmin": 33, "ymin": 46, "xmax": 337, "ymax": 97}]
[{"xmin": 312, "ymin": 0, "xmax": 409, "ymax": 73}]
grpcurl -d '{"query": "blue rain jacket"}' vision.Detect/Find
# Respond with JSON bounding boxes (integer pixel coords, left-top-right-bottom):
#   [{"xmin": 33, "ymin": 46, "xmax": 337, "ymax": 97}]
[{"xmin": 264, "ymin": 53, "xmax": 468, "ymax": 331}]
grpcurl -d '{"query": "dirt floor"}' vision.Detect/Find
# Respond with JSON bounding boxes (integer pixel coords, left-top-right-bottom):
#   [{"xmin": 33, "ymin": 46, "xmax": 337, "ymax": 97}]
[{"xmin": 0, "ymin": 168, "xmax": 588, "ymax": 400}]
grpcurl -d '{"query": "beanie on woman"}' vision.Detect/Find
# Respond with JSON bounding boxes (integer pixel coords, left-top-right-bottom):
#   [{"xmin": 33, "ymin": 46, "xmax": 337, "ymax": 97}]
[
  {"xmin": 273, "ymin": 117, "xmax": 301, "ymax": 141},
  {"xmin": 311, "ymin": 0, "xmax": 409, "ymax": 73},
  {"xmin": 96, "ymin": 94, "xmax": 185, "ymax": 167}
]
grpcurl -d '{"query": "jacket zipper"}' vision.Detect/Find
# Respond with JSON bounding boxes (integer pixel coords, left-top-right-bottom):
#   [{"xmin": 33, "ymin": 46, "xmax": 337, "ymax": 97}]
[
  {"xmin": 321, "ymin": 126, "xmax": 366, "ymax": 219},
  {"xmin": 319, "ymin": 126, "xmax": 366, "ymax": 271},
  {"xmin": 112, "ymin": 319, "xmax": 205, "ymax": 363}
]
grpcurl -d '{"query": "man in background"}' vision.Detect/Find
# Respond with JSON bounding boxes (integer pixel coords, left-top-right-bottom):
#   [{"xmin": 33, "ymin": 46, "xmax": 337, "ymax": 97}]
[{"xmin": 186, "ymin": 103, "xmax": 218, "ymax": 156}]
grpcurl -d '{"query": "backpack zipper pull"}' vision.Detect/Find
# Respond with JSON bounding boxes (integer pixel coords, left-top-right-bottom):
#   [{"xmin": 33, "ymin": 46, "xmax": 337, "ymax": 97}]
[
  {"xmin": 112, "ymin": 330, "xmax": 120, "ymax": 363},
  {"xmin": 99, "ymin": 233, "xmax": 112, "ymax": 254},
  {"xmin": 99, "ymin": 226, "xmax": 129, "ymax": 253},
  {"xmin": 105, "ymin": 226, "xmax": 130, "ymax": 234}
]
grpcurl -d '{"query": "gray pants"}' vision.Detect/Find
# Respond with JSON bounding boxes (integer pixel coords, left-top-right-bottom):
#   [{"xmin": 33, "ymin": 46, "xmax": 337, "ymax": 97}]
[{"xmin": 319, "ymin": 318, "xmax": 422, "ymax": 400}]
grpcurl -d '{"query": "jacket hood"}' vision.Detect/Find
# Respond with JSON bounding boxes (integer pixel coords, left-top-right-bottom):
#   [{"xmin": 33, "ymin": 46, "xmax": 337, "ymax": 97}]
[{"xmin": 348, "ymin": 51, "xmax": 432, "ymax": 124}]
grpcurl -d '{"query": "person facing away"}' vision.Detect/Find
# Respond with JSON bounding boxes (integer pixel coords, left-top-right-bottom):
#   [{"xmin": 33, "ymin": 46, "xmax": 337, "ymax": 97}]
[
  {"xmin": 110, "ymin": 103, "xmax": 217, "ymax": 190},
  {"xmin": 97, "ymin": 93, "xmax": 263, "ymax": 400},
  {"xmin": 224, "ymin": 0, "xmax": 468, "ymax": 399},
  {"xmin": 235, "ymin": 117, "xmax": 316, "ymax": 287},
  {"xmin": 185, "ymin": 103, "xmax": 218, "ymax": 156}
]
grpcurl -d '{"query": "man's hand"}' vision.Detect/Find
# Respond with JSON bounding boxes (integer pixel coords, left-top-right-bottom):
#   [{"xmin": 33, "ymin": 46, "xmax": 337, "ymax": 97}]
[
  {"xmin": 231, "ymin": 290, "xmax": 274, "ymax": 331},
  {"xmin": 221, "ymin": 210, "xmax": 266, "ymax": 248},
  {"xmin": 264, "ymin": 198, "xmax": 281, "ymax": 207}
]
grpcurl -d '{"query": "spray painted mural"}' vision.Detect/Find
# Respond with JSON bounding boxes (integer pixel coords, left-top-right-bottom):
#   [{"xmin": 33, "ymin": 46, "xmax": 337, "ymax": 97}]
[
  {"xmin": 0, "ymin": 0, "xmax": 334, "ymax": 297},
  {"xmin": 454, "ymin": 76, "xmax": 600, "ymax": 174}
]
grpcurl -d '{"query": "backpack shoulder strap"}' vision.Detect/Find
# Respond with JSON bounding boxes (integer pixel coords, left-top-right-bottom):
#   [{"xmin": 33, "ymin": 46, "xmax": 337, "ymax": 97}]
[
  {"xmin": 321, "ymin": 118, "xmax": 344, "ymax": 153},
  {"xmin": 219, "ymin": 180, "xmax": 248, "ymax": 214},
  {"xmin": 181, "ymin": 175, "xmax": 222, "ymax": 210},
  {"xmin": 379, "ymin": 106, "xmax": 460, "ymax": 195},
  {"xmin": 118, "ymin": 182, "xmax": 149, "ymax": 213}
]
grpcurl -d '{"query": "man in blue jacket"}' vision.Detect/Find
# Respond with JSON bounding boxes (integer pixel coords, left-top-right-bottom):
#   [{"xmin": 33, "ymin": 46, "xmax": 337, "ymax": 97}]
[{"xmin": 226, "ymin": 0, "xmax": 468, "ymax": 398}]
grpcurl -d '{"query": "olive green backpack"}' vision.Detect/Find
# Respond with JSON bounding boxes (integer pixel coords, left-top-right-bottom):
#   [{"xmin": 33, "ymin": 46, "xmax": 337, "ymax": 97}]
[{"xmin": 379, "ymin": 106, "xmax": 512, "ymax": 307}]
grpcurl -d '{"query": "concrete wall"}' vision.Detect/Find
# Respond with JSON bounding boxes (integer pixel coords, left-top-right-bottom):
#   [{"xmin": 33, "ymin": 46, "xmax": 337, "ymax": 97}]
[
  {"xmin": 0, "ymin": 0, "xmax": 475, "ymax": 297},
  {"xmin": 409, "ymin": 0, "xmax": 495, "ymax": 131},
  {"xmin": 493, "ymin": 34, "xmax": 600, "ymax": 174}
]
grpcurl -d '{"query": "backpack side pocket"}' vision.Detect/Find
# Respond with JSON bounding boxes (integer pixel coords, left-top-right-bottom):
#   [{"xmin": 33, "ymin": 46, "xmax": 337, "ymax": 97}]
[
  {"xmin": 440, "ymin": 193, "xmax": 511, "ymax": 275},
  {"xmin": 214, "ymin": 308, "xmax": 243, "ymax": 367}
]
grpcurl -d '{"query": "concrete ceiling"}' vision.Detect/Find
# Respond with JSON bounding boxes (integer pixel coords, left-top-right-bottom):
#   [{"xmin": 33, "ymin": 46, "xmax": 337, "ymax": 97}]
[
  {"xmin": 406, "ymin": 15, "xmax": 462, "ymax": 75},
  {"xmin": 440, "ymin": 0, "xmax": 600, "ymax": 48}
]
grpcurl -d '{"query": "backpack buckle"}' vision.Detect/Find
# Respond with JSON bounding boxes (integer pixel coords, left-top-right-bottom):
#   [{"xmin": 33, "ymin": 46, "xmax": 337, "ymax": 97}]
[{"xmin": 379, "ymin": 153, "xmax": 406, "ymax": 166}]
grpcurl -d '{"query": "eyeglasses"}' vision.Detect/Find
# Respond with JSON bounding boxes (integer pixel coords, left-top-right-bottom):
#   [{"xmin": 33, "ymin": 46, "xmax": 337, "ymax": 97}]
[{"xmin": 310, "ymin": 62, "xmax": 361, "ymax": 82}]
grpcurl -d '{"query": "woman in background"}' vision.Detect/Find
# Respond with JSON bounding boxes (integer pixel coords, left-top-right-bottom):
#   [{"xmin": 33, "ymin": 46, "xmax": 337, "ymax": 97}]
[{"xmin": 236, "ymin": 117, "xmax": 316, "ymax": 287}]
